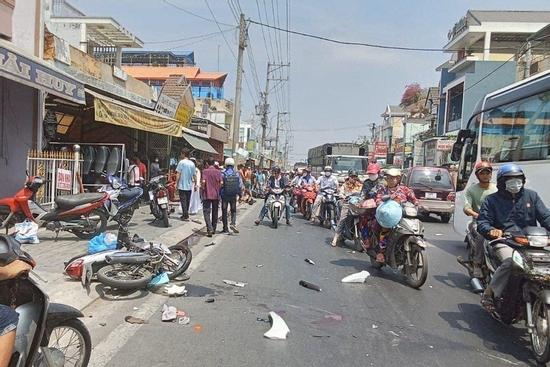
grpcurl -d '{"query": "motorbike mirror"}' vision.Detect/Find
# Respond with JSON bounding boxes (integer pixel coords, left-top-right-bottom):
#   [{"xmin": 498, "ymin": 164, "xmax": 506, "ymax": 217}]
[{"xmin": 381, "ymin": 195, "xmax": 391, "ymax": 202}]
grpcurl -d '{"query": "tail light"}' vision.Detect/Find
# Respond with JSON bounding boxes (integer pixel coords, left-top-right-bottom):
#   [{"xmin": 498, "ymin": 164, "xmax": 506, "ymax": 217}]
[
  {"xmin": 65, "ymin": 259, "xmax": 83, "ymax": 279},
  {"xmin": 157, "ymin": 189, "xmax": 167, "ymax": 198},
  {"xmin": 447, "ymin": 192, "xmax": 456, "ymax": 202}
]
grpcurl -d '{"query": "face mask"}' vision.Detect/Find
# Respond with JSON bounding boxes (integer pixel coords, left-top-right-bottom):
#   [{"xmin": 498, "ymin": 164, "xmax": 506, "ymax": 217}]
[
  {"xmin": 505, "ymin": 178, "xmax": 523, "ymax": 194},
  {"xmin": 368, "ymin": 174, "xmax": 378, "ymax": 181},
  {"xmin": 324, "ymin": 172, "xmax": 331, "ymax": 177}
]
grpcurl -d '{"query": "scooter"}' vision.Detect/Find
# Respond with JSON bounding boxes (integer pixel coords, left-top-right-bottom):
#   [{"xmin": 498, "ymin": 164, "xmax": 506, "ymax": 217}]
[
  {"xmin": 266, "ymin": 188, "xmax": 288, "ymax": 229},
  {"xmin": 0, "ymin": 175, "xmax": 109, "ymax": 240},
  {"xmin": 100, "ymin": 175, "xmax": 143, "ymax": 226},
  {"xmin": 318, "ymin": 188, "xmax": 339, "ymax": 229},
  {"xmin": 300, "ymin": 185, "xmax": 317, "ymax": 220},
  {"xmin": 148, "ymin": 175, "xmax": 170, "ymax": 227},
  {"xmin": 1, "ymin": 235, "xmax": 91, "ymax": 366},
  {"xmin": 340, "ymin": 195, "xmax": 374, "ymax": 252}
]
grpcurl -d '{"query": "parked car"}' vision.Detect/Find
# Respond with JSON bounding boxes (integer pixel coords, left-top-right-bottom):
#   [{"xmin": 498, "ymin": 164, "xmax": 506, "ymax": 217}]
[{"xmin": 402, "ymin": 166, "xmax": 455, "ymax": 223}]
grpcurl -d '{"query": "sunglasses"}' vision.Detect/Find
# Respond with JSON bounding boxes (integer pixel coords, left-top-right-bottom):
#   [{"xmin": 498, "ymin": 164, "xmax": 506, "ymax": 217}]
[{"xmin": 478, "ymin": 169, "xmax": 492, "ymax": 175}]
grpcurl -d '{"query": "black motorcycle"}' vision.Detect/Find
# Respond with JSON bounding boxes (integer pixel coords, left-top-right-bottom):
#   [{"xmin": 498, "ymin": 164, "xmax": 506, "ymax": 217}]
[
  {"xmin": 318, "ymin": 188, "xmax": 339, "ymax": 229},
  {"xmin": 1, "ymin": 235, "xmax": 91, "ymax": 366},
  {"xmin": 147, "ymin": 175, "xmax": 170, "ymax": 227},
  {"xmin": 461, "ymin": 227, "xmax": 550, "ymax": 364}
]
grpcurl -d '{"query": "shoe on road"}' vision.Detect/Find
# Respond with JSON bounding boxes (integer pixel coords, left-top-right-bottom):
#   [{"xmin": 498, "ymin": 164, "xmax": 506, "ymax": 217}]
[
  {"xmin": 254, "ymin": 220, "xmax": 261, "ymax": 226},
  {"xmin": 286, "ymin": 220, "xmax": 292, "ymax": 226},
  {"xmin": 207, "ymin": 231, "xmax": 213, "ymax": 238},
  {"xmin": 230, "ymin": 224, "xmax": 239, "ymax": 233}
]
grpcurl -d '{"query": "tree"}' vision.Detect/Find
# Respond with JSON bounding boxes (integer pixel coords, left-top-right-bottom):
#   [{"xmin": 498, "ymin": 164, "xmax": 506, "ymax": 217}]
[{"xmin": 400, "ymin": 83, "xmax": 422, "ymax": 107}]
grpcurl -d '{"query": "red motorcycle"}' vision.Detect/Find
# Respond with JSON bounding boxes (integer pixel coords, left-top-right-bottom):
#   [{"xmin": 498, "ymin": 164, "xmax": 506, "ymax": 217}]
[
  {"xmin": 0, "ymin": 175, "xmax": 109, "ymax": 239},
  {"xmin": 300, "ymin": 185, "xmax": 317, "ymax": 220}
]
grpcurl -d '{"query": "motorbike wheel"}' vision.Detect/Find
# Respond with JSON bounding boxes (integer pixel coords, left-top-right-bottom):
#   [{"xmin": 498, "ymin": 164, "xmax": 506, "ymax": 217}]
[
  {"xmin": 530, "ymin": 297, "xmax": 550, "ymax": 363},
  {"xmin": 405, "ymin": 244, "xmax": 428, "ymax": 289},
  {"xmin": 45, "ymin": 318, "xmax": 91, "ymax": 367},
  {"xmin": 272, "ymin": 208, "xmax": 279, "ymax": 229},
  {"xmin": 305, "ymin": 203, "xmax": 312, "ymax": 220},
  {"xmin": 161, "ymin": 207, "xmax": 170, "ymax": 228},
  {"xmin": 165, "ymin": 244, "xmax": 192, "ymax": 279},
  {"xmin": 150, "ymin": 201, "xmax": 162, "ymax": 220},
  {"xmin": 97, "ymin": 264, "xmax": 152, "ymax": 289},
  {"xmin": 73, "ymin": 209, "xmax": 108, "ymax": 240}
]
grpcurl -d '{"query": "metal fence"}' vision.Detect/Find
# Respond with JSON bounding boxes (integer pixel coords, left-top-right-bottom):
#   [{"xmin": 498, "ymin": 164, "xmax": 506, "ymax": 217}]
[{"xmin": 27, "ymin": 150, "xmax": 82, "ymax": 208}]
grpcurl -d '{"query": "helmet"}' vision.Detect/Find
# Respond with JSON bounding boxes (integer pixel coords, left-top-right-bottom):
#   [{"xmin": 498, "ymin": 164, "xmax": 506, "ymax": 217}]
[
  {"xmin": 385, "ymin": 168, "xmax": 402, "ymax": 177},
  {"xmin": 272, "ymin": 166, "xmax": 281, "ymax": 173},
  {"xmin": 497, "ymin": 163, "xmax": 524, "ymax": 181},
  {"xmin": 324, "ymin": 166, "xmax": 332, "ymax": 172},
  {"xmin": 224, "ymin": 157, "xmax": 235, "ymax": 166},
  {"xmin": 366, "ymin": 163, "xmax": 381, "ymax": 175},
  {"xmin": 375, "ymin": 200, "xmax": 403, "ymax": 228},
  {"xmin": 474, "ymin": 161, "xmax": 492, "ymax": 174},
  {"xmin": 348, "ymin": 170, "xmax": 358, "ymax": 177}
]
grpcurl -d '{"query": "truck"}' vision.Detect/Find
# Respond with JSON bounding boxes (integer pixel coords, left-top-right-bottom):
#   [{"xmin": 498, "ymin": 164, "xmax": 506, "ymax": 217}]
[{"xmin": 307, "ymin": 143, "xmax": 369, "ymax": 182}]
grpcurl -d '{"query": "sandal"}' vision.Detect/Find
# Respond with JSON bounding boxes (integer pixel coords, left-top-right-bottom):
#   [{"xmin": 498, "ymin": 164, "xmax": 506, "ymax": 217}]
[{"xmin": 481, "ymin": 294, "xmax": 496, "ymax": 314}]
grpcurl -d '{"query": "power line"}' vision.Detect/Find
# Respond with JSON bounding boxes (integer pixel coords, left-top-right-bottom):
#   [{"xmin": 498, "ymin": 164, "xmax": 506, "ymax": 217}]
[
  {"xmin": 145, "ymin": 28, "xmax": 237, "ymax": 44},
  {"xmin": 204, "ymin": 0, "xmax": 237, "ymax": 61},
  {"xmin": 162, "ymin": 0, "xmax": 235, "ymax": 27},
  {"xmin": 291, "ymin": 124, "xmax": 369, "ymax": 132},
  {"xmin": 162, "ymin": 32, "xmax": 227, "ymax": 51}
]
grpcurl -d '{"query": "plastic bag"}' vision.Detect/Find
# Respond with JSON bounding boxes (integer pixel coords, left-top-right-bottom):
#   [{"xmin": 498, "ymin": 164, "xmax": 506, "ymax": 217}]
[
  {"xmin": 149, "ymin": 272, "xmax": 169, "ymax": 287},
  {"xmin": 14, "ymin": 220, "xmax": 39, "ymax": 244},
  {"xmin": 88, "ymin": 233, "xmax": 117, "ymax": 254}
]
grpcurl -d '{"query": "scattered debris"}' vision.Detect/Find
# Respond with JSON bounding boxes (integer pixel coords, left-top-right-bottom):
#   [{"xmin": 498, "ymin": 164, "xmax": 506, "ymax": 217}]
[
  {"xmin": 256, "ymin": 264, "xmax": 264, "ymax": 268},
  {"xmin": 341, "ymin": 270, "xmax": 370, "ymax": 283},
  {"xmin": 352, "ymin": 335, "xmax": 358, "ymax": 339},
  {"xmin": 133, "ymin": 307, "xmax": 139, "ymax": 311},
  {"xmin": 178, "ymin": 317, "xmax": 190, "ymax": 325},
  {"xmin": 193, "ymin": 324, "xmax": 203, "ymax": 333},
  {"xmin": 204, "ymin": 242, "xmax": 216, "ymax": 247},
  {"xmin": 264, "ymin": 312, "xmax": 290, "ymax": 340},
  {"xmin": 149, "ymin": 272, "xmax": 169, "ymax": 287},
  {"xmin": 312, "ymin": 335, "xmax": 330, "ymax": 338},
  {"xmin": 125, "ymin": 316, "xmax": 148, "ymax": 324},
  {"xmin": 161, "ymin": 304, "xmax": 178, "ymax": 322},
  {"xmin": 205, "ymin": 297, "xmax": 215, "ymax": 303},
  {"xmin": 299, "ymin": 280, "xmax": 322, "ymax": 292},
  {"xmin": 388, "ymin": 331, "xmax": 400, "ymax": 337},
  {"xmin": 435, "ymin": 233, "xmax": 443, "ymax": 236},
  {"xmin": 163, "ymin": 284, "xmax": 188, "ymax": 296},
  {"xmin": 257, "ymin": 317, "xmax": 270, "ymax": 323},
  {"xmin": 324, "ymin": 314, "xmax": 343, "ymax": 321},
  {"xmin": 372, "ymin": 324, "xmax": 378, "ymax": 329},
  {"xmin": 304, "ymin": 258, "xmax": 316, "ymax": 265},
  {"xmin": 429, "ymin": 345, "xmax": 434, "ymax": 349},
  {"xmin": 223, "ymin": 279, "xmax": 247, "ymax": 288},
  {"xmin": 429, "ymin": 285, "xmax": 433, "ymax": 288},
  {"xmin": 99, "ymin": 322, "xmax": 107, "ymax": 327},
  {"xmin": 176, "ymin": 310, "xmax": 187, "ymax": 318},
  {"xmin": 347, "ymin": 250, "xmax": 356, "ymax": 254}
]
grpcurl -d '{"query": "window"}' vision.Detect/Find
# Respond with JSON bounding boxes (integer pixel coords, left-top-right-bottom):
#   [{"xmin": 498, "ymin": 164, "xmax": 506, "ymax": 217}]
[
  {"xmin": 410, "ymin": 169, "xmax": 453, "ymax": 189},
  {"xmin": 446, "ymin": 83, "xmax": 464, "ymax": 132},
  {"xmin": 481, "ymin": 91, "xmax": 550, "ymax": 163}
]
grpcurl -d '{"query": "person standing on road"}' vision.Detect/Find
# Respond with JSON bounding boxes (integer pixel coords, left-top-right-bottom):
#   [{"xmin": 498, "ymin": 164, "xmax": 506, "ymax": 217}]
[
  {"xmin": 201, "ymin": 157, "xmax": 222, "ymax": 237},
  {"xmin": 150, "ymin": 157, "xmax": 161, "ymax": 179},
  {"xmin": 127, "ymin": 157, "xmax": 141, "ymax": 188},
  {"xmin": 189, "ymin": 157, "xmax": 202, "ymax": 215},
  {"xmin": 221, "ymin": 158, "xmax": 243, "ymax": 234},
  {"xmin": 175, "ymin": 149, "xmax": 196, "ymax": 221},
  {"xmin": 136, "ymin": 156, "xmax": 147, "ymax": 183},
  {"xmin": 461, "ymin": 161, "xmax": 497, "ymax": 278}
]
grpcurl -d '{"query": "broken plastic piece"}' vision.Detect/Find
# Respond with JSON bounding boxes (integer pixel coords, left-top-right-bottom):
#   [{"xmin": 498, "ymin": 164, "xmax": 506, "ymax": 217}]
[
  {"xmin": 223, "ymin": 279, "xmax": 247, "ymax": 287},
  {"xmin": 162, "ymin": 304, "xmax": 178, "ymax": 322},
  {"xmin": 204, "ymin": 242, "xmax": 216, "ymax": 247},
  {"xmin": 341, "ymin": 270, "xmax": 370, "ymax": 283},
  {"xmin": 205, "ymin": 298, "xmax": 215, "ymax": 303},
  {"xmin": 372, "ymin": 324, "xmax": 378, "ymax": 329},
  {"xmin": 164, "ymin": 284, "xmax": 187, "ymax": 296},
  {"xmin": 125, "ymin": 316, "xmax": 148, "ymax": 324},
  {"xmin": 256, "ymin": 264, "xmax": 264, "ymax": 268},
  {"xmin": 304, "ymin": 258, "xmax": 315, "ymax": 265},
  {"xmin": 264, "ymin": 312, "xmax": 290, "ymax": 340},
  {"xmin": 299, "ymin": 280, "xmax": 322, "ymax": 292},
  {"xmin": 178, "ymin": 316, "xmax": 190, "ymax": 325},
  {"xmin": 149, "ymin": 272, "xmax": 169, "ymax": 287}
]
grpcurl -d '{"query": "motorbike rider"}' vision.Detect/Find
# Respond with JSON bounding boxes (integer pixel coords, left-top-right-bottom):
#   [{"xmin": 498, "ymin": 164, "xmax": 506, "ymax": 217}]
[
  {"xmin": 331, "ymin": 170, "xmax": 364, "ymax": 247},
  {"xmin": 255, "ymin": 166, "xmax": 292, "ymax": 226},
  {"xmin": 461, "ymin": 161, "xmax": 497, "ymax": 278},
  {"xmin": 311, "ymin": 166, "xmax": 339, "ymax": 224},
  {"xmin": 362, "ymin": 163, "xmax": 384, "ymax": 199},
  {"xmin": 300, "ymin": 167, "xmax": 316, "ymax": 187},
  {"xmin": 478, "ymin": 163, "xmax": 550, "ymax": 312}
]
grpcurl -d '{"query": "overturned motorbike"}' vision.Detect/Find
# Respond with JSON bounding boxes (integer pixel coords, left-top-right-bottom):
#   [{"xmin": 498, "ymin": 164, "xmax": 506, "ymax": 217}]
[
  {"xmin": 459, "ymin": 226, "xmax": 550, "ymax": 364},
  {"xmin": 266, "ymin": 188, "xmax": 288, "ymax": 229}
]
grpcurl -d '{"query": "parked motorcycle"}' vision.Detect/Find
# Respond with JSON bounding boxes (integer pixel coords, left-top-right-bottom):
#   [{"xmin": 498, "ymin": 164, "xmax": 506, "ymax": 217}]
[
  {"xmin": 148, "ymin": 175, "xmax": 170, "ymax": 227},
  {"xmin": 459, "ymin": 227, "xmax": 550, "ymax": 364},
  {"xmin": 300, "ymin": 185, "xmax": 317, "ymax": 220},
  {"xmin": 266, "ymin": 188, "xmax": 287, "ymax": 229},
  {"xmin": 365, "ymin": 201, "xmax": 428, "ymax": 289},
  {"xmin": 1, "ymin": 235, "xmax": 91, "ymax": 366},
  {"xmin": 101, "ymin": 175, "xmax": 143, "ymax": 226},
  {"xmin": 0, "ymin": 175, "xmax": 109, "ymax": 240},
  {"xmin": 318, "ymin": 188, "xmax": 339, "ymax": 229}
]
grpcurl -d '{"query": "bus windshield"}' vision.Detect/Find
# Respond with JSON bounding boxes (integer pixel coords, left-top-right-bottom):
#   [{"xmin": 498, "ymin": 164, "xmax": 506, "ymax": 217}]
[
  {"xmin": 480, "ymin": 91, "xmax": 550, "ymax": 163},
  {"xmin": 330, "ymin": 157, "xmax": 368, "ymax": 173}
]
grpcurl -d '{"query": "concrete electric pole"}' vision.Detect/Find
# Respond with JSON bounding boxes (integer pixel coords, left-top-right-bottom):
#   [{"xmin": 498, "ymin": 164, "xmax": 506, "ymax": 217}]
[
  {"xmin": 274, "ymin": 111, "xmax": 288, "ymax": 164},
  {"xmin": 231, "ymin": 13, "xmax": 247, "ymax": 157}
]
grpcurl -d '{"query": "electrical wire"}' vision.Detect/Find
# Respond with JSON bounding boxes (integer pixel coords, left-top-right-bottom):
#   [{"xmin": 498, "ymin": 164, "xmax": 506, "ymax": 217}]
[
  {"xmin": 204, "ymin": 0, "xmax": 237, "ymax": 61},
  {"xmin": 144, "ymin": 28, "xmax": 237, "ymax": 44},
  {"xmin": 162, "ymin": 0, "xmax": 235, "ymax": 27}
]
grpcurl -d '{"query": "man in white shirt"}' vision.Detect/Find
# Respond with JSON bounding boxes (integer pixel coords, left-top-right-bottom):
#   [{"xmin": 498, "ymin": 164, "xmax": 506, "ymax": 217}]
[{"xmin": 311, "ymin": 166, "xmax": 339, "ymax": 223}]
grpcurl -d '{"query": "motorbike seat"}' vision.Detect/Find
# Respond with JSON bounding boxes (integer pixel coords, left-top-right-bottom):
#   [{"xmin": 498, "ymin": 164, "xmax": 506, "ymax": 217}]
[
  {"xmin": 55, "ymin": 193, "xmax": 105, "ymax": 209},
  {"xmin": 118, "ymin": 187, "xmax": 143, "ymax": 202}
]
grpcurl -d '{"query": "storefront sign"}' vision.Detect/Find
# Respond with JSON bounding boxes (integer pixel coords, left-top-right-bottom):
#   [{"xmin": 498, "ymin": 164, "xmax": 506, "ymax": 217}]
[
  {"xmin": 447, "ymin": 16, "xmax": 468, "ymax": 41},
  {"xmin": 155, "ymin": 93, "xmax": 179, "ymax": 118},
  {"xmin": 175, "ymin": 104, "xmax": 193, "ymax": 128},
  {"xmin": 56, "ymin": 169, "xmax": 72, "ymax": 191},
  {"xmin": 0, "ymin": 45, "xmax": 85, "ymax": 104},
  {"xmin": 94, "ymin": 96, "xmax": 182, "ymax": 137},
  {"xmin": 436, "ymin": 139, "xmax": 455, "ymax": 151},
  {"xmin": 374, "ymin": 141, "xmax": 388, "ymax": 157}
]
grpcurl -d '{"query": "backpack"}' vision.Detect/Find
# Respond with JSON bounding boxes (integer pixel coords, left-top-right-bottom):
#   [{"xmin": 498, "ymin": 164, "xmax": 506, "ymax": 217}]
[{"xmin": 223, "ymin": 170, "xmax": 240, "ymax": 198}]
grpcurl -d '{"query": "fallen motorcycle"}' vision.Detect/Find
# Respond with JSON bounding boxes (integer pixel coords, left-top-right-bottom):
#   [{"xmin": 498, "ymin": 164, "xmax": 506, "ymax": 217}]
[{"xmin": 0, "ymin": 175, "xmax": 109, "ymax": 240}]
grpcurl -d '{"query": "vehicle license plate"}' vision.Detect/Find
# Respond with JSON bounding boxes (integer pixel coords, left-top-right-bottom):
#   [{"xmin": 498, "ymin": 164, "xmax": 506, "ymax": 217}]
[{"xmin": 425, "ymin": 192, "xmax": 437, "ymax": 199}]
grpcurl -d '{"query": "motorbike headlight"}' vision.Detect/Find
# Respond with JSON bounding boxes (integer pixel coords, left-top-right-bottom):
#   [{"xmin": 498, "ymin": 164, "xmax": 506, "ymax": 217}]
[
  {"xmin": 512, "ymin": 251, "xmax": 525, "ymax": 269},
  {"xmin": 528, "ymin": 235, "xmax": 549, "ymax": 248}
]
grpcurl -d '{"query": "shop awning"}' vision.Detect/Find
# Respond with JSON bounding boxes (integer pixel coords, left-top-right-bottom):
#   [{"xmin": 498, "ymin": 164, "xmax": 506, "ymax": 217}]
[
  {"xmin": 0, "ymin": 39, "xmax": 85, "ymax": 104},
  {"xmin": 182, "ymin": 133, "xmax": 217, "ymax": 154},
  {"xmin": 88, "ymin": 89, "xmax": 182, "ymax": 137}
]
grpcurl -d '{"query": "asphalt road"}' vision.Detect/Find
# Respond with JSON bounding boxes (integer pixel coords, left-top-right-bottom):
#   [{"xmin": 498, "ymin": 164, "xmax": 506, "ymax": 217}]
[{"xmin": 85, "ymin": 204, "xmax": 538, "ymax": 367}]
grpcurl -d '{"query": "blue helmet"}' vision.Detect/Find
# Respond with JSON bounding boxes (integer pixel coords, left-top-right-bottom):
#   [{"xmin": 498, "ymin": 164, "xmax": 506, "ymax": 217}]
[
  {"xmin": 497, "ymin": 163, "xmax": 524, "ymax": 181},
  {"xmin": 375, "ymin": 200, "xmax": 403, "ymax": 228}
]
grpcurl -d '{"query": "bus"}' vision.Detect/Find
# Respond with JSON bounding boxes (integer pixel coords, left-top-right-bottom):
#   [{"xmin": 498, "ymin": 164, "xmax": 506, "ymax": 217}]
[{"xmin": 451, "ymin": 69, "xmax": 550, "ymax": 235}]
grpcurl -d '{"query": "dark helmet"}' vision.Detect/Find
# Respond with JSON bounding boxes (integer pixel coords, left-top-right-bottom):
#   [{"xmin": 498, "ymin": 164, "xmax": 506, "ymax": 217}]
[
  {"xmin": 272, "ymin": 166, "xmax": 281, "ymax": 173},
  {"xmin": 474, "ymin": 161, "xmax": 493, "ymax": 175},
  {"xmin": 496, "ymin": 163, "xmax": 525, "ymax": 190},
  {"xmin": 348, "ymin": 169, "xmax": 358, "ymax": 177}
]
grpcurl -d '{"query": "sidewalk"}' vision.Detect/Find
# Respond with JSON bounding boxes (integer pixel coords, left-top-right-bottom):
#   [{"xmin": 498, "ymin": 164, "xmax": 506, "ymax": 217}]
[{"xmin": 22, "ymin": 205, "xmax": 207, "ymax": 311}]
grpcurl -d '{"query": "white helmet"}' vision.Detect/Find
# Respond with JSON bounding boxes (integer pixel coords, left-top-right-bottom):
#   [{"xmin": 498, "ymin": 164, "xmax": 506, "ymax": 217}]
[
  {"xmin": 225, "ymin": 157, "xmax": 235, "ymax": 166},
  {"xmin": 324, "ymin": 166, "xmax": 332, "ymax": 172},
  {"xmin": 385, "ymin": 168, "xmax": 402, "ymax": 177}
]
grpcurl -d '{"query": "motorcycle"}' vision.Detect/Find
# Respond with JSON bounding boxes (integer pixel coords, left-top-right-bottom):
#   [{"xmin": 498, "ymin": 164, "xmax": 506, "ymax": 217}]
[
  {"xmin": 0, "ymin": 175, "xmax": 109, "ymax": 240},
  {"xmin": 460, "ymin": 227, "xmax": 550, "ymax": 364},
  {"xmin": 64, "ymin": 226, "xmax": 192, "ymax": 289},
  {"xmin": 266, "ymin": 188, "xmax": 287, "ymax": 229},
  {"xmin": 340, "ymin": 195, "xmax": 374, "ymax": 252},
  {"xmin": 291, "ymin": 186, "xmax": 302, "ymax": 213},
  {"xmin": 366, "ymin": 201, "xmax": 429, "ymax": 289},
  {"xmin": 300, "ymin": 185, "xmax": 317, "ymax": 220},
  {"xmin": 100, "ymin": 175, "xmax": 143, "ymax": 226},
  {"xmin": 457, "ymin": 220, "xmax": 487, "ymax": 289},
  {"xmin": 148, "ymin": 175, "xmax": 170, "ymax": 228},
  {"xmin": 1, "ymin": 235, "xmax": 91, "ymax": 366},
  {"xmin": 318, "ymin": 188, "xmax": 339, "ymax": 229}
]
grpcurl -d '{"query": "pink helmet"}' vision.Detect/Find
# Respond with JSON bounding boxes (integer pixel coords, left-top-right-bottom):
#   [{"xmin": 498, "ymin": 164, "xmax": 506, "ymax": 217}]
[{"xmin": 366, "ymin": 163, "xmax": 381, "ymax": 175}]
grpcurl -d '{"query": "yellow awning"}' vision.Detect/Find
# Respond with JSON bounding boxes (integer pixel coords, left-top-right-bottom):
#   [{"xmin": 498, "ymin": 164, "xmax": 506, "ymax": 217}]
[{"xmin": 88, "ymin": 89, "xmax": 182, "ymax": 137}]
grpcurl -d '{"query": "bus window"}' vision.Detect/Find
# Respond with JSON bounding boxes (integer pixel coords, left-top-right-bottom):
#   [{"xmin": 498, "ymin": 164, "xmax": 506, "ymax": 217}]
[
  {"xmin": 481, "ymin": 91, "xmax": 550, "ymax": 163},
  {"xmin": 455, "ymin": 115, "xmax": 480, "ymax": 191}
]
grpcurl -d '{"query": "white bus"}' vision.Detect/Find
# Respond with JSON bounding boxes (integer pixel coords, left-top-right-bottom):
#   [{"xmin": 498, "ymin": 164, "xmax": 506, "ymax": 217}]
[{"xmin": 452, "ymin": 69, "xmax": 550, "ymax": 235}]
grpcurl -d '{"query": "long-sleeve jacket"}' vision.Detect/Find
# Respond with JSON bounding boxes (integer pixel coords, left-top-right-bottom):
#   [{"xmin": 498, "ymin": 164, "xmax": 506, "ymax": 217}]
[
  {"xmin": 477, "ymin": 188, "xmax": 550, "ymax": 239},
  {"xmin": 375, "ymin": 185, "xmax": 418, "ymax": 206}
]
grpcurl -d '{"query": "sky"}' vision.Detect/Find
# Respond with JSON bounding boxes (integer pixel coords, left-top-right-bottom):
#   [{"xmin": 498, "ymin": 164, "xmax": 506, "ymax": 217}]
[{"xmin": 70, "ymin": 0, "xmax": 550, "ymax": 162}]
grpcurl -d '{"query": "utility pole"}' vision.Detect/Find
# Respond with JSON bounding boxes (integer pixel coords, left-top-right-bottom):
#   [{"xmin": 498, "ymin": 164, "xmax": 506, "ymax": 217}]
[
  {"xmin": 274, "ymin": 111, "xmax": 288, "ymax": 165},
  {"xmin": 231, "ymin": 13, "xmax": 247, "ymax": 157}
]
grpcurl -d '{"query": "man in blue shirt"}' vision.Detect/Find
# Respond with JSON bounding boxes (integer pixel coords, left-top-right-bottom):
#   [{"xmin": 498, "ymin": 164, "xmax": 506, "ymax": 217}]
[{"xmin": 175, "ymin": 148, "xmax": 196, "ymax": 221}]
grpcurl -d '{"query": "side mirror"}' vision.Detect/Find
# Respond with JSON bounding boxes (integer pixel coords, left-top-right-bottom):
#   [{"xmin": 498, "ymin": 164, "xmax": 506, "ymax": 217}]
[{"xmin": 450, "ymin": 142, "xmax": 463, "ymax": 162}]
